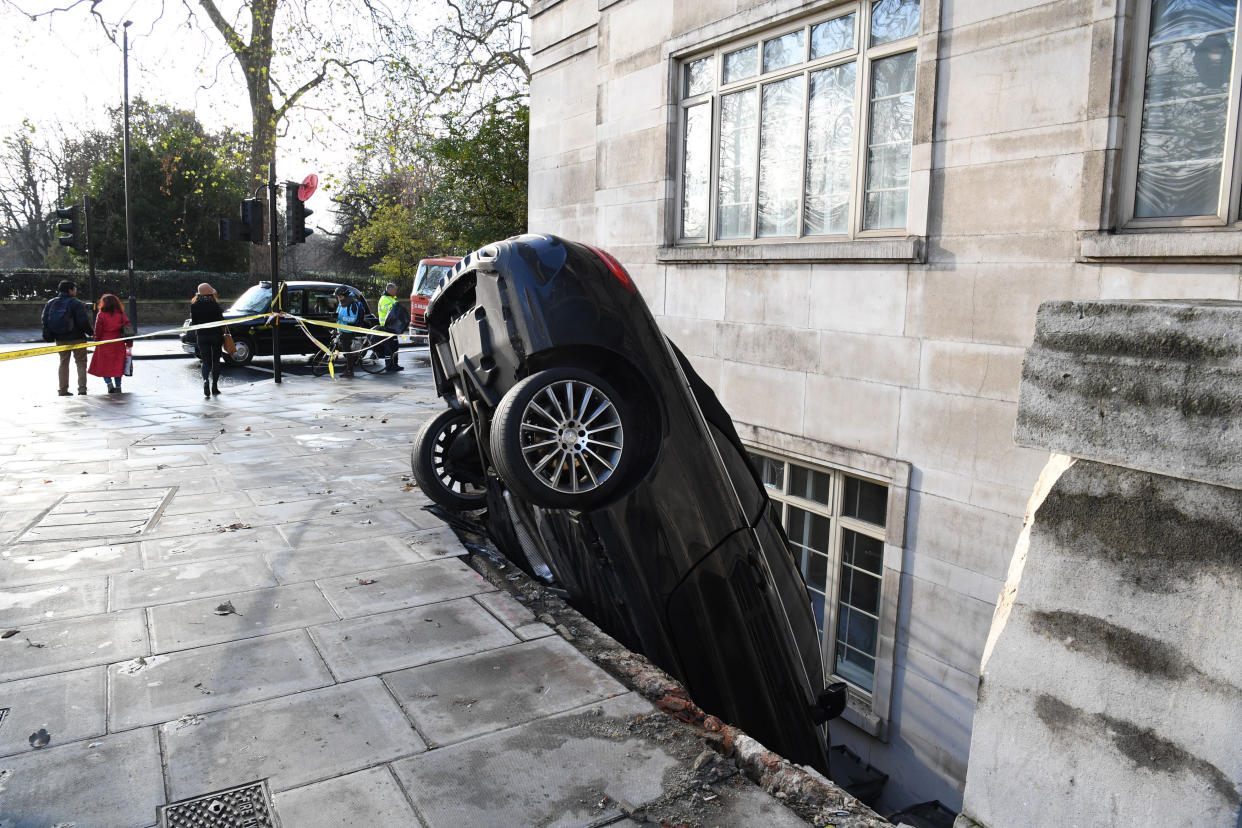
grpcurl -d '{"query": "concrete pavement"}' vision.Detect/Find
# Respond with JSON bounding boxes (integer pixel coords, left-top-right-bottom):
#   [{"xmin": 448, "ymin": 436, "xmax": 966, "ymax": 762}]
[{"xmin": 0, "ymin": 349, "xmax": 825, "ymax": 827}]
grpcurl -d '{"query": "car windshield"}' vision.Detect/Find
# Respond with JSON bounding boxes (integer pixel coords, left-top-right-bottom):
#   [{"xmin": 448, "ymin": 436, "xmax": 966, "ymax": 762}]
[
  {"xmin": 415, "ymin": 265, "xmax": 454, "ymax": 297},
  {"xmin": 230, "ymin": 285, "xmax": 272, "ymax": 314}
]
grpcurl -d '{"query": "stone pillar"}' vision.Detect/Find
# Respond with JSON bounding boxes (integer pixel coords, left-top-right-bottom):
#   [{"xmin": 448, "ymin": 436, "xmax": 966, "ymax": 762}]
[{"xmin": 956, "ymin": 300, "xmax": 1242, "ymax": 828}]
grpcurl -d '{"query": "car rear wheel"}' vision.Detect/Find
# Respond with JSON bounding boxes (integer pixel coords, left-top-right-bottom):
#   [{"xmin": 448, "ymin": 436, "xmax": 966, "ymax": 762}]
[
  {"xmin": 489, "ymin": 367, "xmax": 633, "ymax": 510},
  {"xmin": 225, "ymin": 334, "xmax": 255, "ymax": 366},
  {"xmin": 411, "ymin": 407, "xmax": 488, "ymax": 511}
]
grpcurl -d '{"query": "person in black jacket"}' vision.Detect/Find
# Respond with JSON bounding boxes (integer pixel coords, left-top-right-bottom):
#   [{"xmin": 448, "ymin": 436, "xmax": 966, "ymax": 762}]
[
  {"xmin": 42, "ymin": 279, "xmax": 92, "ymax": 396},
  {"xmin": 190, "ymin": 283, "xmax": 225, "ymax": 398}
]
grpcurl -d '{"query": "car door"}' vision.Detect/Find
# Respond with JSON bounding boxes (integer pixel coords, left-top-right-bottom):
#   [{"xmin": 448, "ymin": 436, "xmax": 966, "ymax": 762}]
[
  {"xmin": 278, "ymin": 288, "xmax": 308, "ymax": 352},
  {"xmin": 306, "ymin": 287, "xmax": 340, "ymax": 347}
]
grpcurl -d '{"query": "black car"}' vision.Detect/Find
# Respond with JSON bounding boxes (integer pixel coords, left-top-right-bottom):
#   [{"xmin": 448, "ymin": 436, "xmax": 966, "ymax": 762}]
[
  {"xmin": 411, "ymin": 234, "xmax": 843, "ymax": 774},
  {"xmin": 181, "ymin": 280, "xmax": 377, "ymax": 366}
]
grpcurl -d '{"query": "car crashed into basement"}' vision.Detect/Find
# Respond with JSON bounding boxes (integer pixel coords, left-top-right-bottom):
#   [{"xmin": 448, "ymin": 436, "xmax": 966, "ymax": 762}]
[{"xmin": 410, "ymin": 234, "xmax": 845, "ymax": 774}]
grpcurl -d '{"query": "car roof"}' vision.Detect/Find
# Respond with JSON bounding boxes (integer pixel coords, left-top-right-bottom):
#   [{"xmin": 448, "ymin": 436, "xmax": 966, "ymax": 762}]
[{"xmin": 419, "ymin": 257, "xmax": 462, "ymax": 266}]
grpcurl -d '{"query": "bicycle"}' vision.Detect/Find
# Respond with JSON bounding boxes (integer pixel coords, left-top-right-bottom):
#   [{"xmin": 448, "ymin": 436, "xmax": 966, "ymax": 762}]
[{"xmin": 309, "ymin": 327, "xmax": 388, "ymax": 376}]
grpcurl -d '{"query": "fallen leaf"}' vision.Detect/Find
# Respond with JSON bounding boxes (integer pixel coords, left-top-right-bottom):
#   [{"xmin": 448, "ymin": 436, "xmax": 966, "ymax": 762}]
[
  {"xmin": 1, "ymin": 629, "xmax": 18, "ymax": 639},
  {"xmin": 245, "ymin": 426, "xmax": 251, "ymax": 431},
  {"xmin": 42, "ymin": 479, "xmax": 52, "ymax": 484},
  {"xmin": 402, "ymin": 484, "xmax": 414, "ymax": 491},
  {"xmin": 28, "ymin": 729, "xmax": 50, "ymax": 748},
  {"xmin": 357, "ymin": 578, "xmax": 378, "ymax": 586},
  {"xmin": 381, "ymin": 418, "xmax": 388, "ymax": 423},
  {"xmin": 213, "ymin": 601, "xmax": 242, "ymax": 617}
]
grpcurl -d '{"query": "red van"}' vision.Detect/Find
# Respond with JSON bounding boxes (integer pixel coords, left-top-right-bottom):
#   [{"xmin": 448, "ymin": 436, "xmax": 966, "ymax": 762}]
[{"xmin": 410, "ymin": 256, "xmax": 462, "ymax": 338}]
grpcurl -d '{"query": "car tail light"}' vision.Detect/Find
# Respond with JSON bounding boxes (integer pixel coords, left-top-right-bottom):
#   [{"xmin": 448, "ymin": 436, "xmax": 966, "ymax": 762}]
[{"xmin": 584, "ymin": 244, "xmax": 636, "ymax": 294}]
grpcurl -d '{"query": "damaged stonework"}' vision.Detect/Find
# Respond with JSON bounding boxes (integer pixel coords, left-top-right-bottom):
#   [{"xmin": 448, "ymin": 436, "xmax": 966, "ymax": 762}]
[
  {"xmin": 957, "ymin": 300, "xmax": 1242, "ymax": 828},
  {"xmin": 464, "ymin": 546, "xmax": 891, "ymax": 828}
]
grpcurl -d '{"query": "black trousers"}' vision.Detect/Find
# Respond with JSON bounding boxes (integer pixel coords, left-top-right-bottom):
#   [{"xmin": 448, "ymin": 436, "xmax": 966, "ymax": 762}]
[{"xmin": 199, "ymin": 341, "xmax": 223, "ymax": 382}]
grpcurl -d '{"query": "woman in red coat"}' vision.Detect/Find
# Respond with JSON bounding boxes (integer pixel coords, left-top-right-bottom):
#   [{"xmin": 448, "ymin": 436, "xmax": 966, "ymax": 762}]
[{"xmin": 88, "ymin": 293, "xmax": 131, "ymax": 394}]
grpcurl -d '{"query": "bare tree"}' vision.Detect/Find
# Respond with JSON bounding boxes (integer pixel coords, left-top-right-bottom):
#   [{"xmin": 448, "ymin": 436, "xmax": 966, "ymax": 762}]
[{"xmin": 0, "ymin": 124, "xmax": 58, "ymax": 267}]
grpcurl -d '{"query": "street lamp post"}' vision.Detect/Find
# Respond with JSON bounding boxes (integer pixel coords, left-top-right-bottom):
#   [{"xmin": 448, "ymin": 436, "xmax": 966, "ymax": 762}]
[{"xmin": 122, "ymin": 20, "xmax": 136, "ymax": 327}]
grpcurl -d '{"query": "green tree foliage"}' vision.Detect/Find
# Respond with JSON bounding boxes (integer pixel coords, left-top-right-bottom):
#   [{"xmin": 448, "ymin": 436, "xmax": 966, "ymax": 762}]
[
  {"xmin": 343, "ymin": 101, "xmax": 528, "ymax": 276},
  {"xmin": 68, "ymin": 101, "xmax": 251, "ymax": 271}
]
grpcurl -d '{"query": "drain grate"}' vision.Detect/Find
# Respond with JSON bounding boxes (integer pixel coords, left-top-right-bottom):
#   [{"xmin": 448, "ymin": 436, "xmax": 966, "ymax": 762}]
[{"xmin": 158, "ymin": 779, "xmax": 279, "ymax": 828}]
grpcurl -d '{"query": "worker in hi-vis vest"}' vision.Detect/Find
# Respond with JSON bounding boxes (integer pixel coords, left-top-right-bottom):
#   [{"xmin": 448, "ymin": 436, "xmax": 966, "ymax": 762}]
[{"xmin": 377, "ymin": 282, "xmax": 408, "ymax": 372}]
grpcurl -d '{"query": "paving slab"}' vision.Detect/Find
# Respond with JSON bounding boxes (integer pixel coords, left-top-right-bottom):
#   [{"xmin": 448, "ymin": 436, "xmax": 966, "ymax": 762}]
[
  {"xmin": 161, "ymin": 677, "xmax": 424, "ymax": 800},
  {"xmin": 0, "ymin": 576, "xmax": 108, "ymax": 627},
  {"xmin": 401, "ymin": 524, "xmax": 470, "ymax": 559},
  {"xmin": 276, "ymin": 511, "xmax": 422, "ymax": 548},
  {"xmin": 110, "ymin": 554, "xmax": 276, "ymax": 610},
  {"xmin": 317, "ymin": 558, "xmax": 494, "ymax": 618},
  {"xmin": 272, "ymin": 767, "xmax": 421, "ymax": 827},
  {"xmin": 0, "ymin": 726, "xmax": 164, "ymax": 828},
  {"xmin": 108, "ymin": 629, "xmax": 334, "ymax": 730},
  {"xmin": 0, "ymin": 666, "xmax": 106, "ymax": 758},
  {"xmin": 0, "ymin": 609, "xmax": 149, "ymax": 683},
  {"xmin": 264, "ymin": 535, "xmax": 447, "ymax": 584},
  {"xmin": 310, "ymin": 598, "xmax": 517, "ymax": 681},
  {"xmin": 147, "ymin": 582, "xmax": 339, "ymax": 652},
  {"xmin": 141, "ymin": 524, "xmax": 290, "ymax": 567},
  {"xmin": 472, "ymin": 589, "xmax": 539, "ymax": 631},
  {"xmin": 385, "ymin": 636, "xmax": 628, "ymax": 746},
  {"xmin": 392, "ymin": 693, "xmax": 675, "ymax": 827},
  {"xmin": 396, "ymin": 505, "xmax": 458, "ymax": 530},
  {"xmin": 143, "ymin": 508, "xmax": 248, "ymax": 539},
  {"xmin": 160, "ymin": 489, "xmax": 255, "ymax": 516},
  {"xmin": 0, "ymin": 541, "xmax": 143, "ymax": 588}
]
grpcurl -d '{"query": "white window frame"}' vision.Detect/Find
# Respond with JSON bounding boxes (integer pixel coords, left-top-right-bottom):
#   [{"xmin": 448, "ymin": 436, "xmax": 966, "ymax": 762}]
[
  {"xmin": 746, "ymin": 438, "xmax": 908, "ymax": 739},
  {"xmin": 674, "ymin": 0, "xmax": 922, "ymax": 246},
  {"xmin": 1118, "ymin": 0, "xmax": 1242, "ymax": 229}
]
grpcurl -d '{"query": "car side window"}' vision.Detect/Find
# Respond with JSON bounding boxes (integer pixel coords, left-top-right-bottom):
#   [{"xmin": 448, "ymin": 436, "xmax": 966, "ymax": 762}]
[
  {"xmin": 282, "ymin": 289, "xmax": 304, "ymax": 316},
  {"xmin": 310, "ymin": 290, "xmax": 337, "ymax": 316}
]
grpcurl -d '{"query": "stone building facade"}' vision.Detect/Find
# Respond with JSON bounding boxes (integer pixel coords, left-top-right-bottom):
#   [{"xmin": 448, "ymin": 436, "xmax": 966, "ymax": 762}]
[{"xmin": 527, "ymin": 0, "xmax": 1242, "ymax": 810}]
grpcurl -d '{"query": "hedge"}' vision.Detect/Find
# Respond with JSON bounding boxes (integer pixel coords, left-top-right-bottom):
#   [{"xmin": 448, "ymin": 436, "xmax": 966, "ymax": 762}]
[{"xmin": 1, "ymin": 269, "xmax": 395, "ymax": 301}]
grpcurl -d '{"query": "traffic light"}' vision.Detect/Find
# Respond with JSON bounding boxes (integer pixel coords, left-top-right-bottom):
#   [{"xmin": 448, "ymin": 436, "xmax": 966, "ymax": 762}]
[
  {"xmin": 55, "ymin": 206, "xmax": 82, "ymax": 250},
  {"xmin": 219, "ymin": 198, "xmax": 265, "ymax": 244},
  {"xmin": 285, "ymin": 187, "xmax": 312, "ymax": 245}
]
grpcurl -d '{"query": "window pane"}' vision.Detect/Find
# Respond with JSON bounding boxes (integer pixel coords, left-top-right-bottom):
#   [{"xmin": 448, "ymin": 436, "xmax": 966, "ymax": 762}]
[
  {"xmin": 681, "ymin": 103, "xmax": 712, "ymax": 238},
  {"xmin": 758, "ymin": 76, "xmax": 806, "ymax": 237},
  {"xmin": 845, "ymin": 564, "xmax": 881, "ymax": 616},
  {"xmin": 1134, "ymin": 0, "xmax": 1235, "ymax": 218},
  {"xmin": 864, "ymin": 50, "xmax": 916, "ymax": 229},
  {"xmin": 755, "ymin": 454, "xmax": 784, "ymax": 490},
  {"xmin": 763, "ymin": 30, "xmax": 805, "ymax": 73},
  {"xmin": 684, "ymin": 57, "xmax": 714, "ymax": 98},
  {"xmin": 870, "ymin": 0, "xmax": 920, "ymax": 46},
  {"xmin": 843, "ymin": 475, "xmax": 888, "ymax": 526},
  {"xmin": 788, "ymin": 506, "xmax": 832, "ymax": 555},
  {"xmin": 812, "ymin": 14, "xmax": 855, "ymax": 58},
  {"xmin": 789, "ymin": 463, "xmax": 831, "ymax": 505},
  {"xmin": 717, "ymin": 88, "xmax": 758, "ymax": 238},
  {"xmin": 805, "ymin": 62, "xmax": 856, "ymax": 235},
  {"xmin": 723, "ymin": 45, "xmax": 758, "ymax": 83},
  {"xmin": 842, "ymin": 529, "xmax": 884, "ymax": 574},
  {"xmin": 835, "ymin": 647, "xmax": 876, "ymax": 692}
]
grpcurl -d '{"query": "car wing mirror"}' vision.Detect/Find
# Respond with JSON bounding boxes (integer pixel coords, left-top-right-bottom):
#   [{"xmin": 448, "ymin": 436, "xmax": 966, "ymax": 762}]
[{"xmin": 811, "ymin": 682, "xmax": 848, "ymax": 723}]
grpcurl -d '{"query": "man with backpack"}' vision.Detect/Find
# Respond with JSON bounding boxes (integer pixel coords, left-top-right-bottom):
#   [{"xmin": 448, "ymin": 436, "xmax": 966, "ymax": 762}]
[{"xmin": 42, "ymin": 279, "xmax": 93, "ymax": 396}]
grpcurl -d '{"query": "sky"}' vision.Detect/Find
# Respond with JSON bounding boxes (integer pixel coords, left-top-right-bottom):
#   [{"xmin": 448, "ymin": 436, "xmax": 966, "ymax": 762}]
[{"xmin": 0, "ymin": 2, "xmax": 383, "ymax": 198}]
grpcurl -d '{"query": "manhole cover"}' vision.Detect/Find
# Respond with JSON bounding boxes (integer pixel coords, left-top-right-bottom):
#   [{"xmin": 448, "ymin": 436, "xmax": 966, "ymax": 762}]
[
  {"xmin": 158, "ymin": 779, "xmax": 279, "ymax": 828},
  {"xmin": 134, "ymin": 431, "xmax": 221, "ymax": 447},
  {"xmin": 18, "ymin": 487, "xmax": 175, "ymax": 543}
]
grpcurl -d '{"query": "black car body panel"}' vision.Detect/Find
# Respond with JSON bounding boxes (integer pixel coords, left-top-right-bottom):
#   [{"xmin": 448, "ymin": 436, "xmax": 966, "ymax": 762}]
[
  {"xmin": 423, "ymin": 234, "xmax": 832, "ymax": 772},
  {"xmin": 181, "ymin": 280, "xmax": 377, "ymax": 360}
]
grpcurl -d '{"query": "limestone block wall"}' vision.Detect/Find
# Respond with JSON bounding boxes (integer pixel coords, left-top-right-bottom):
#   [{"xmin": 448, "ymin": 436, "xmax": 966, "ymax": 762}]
[
  {"xmin": 957, "ymin": 300, "xmax": 1242, "ymax": 826},
  {"xmin": 528, "ymin": 0, "xmax": 1242, "ymax": 811}
]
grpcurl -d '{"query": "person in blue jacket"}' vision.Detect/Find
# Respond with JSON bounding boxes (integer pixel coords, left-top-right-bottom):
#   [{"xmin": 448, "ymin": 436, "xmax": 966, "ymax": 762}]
[{"xmin": 334, "ymin": 287, "xmax": 364, "ymax": 377}]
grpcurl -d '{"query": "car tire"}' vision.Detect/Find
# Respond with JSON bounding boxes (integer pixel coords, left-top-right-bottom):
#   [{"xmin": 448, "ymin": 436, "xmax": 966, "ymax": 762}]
[
  {"xmin": 225, "ymin": 334, "xmax": 255, "ymax": 366},
  {"xmin": 490, "ymin": 367, "xmax": 634, "ymax": 510},
  {"xmin": 411, "ymin": 407, "xmax": 488, "ymax": 512}
]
